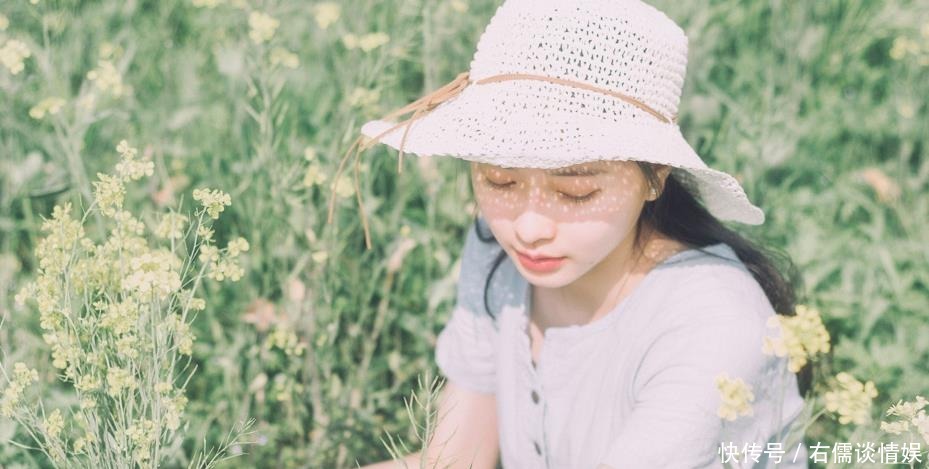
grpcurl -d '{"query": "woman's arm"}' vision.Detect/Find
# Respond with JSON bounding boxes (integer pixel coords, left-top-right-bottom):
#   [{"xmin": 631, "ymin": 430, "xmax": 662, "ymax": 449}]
[{"xmin": 359, "ymin": 380, "xmax": 500, "ymax": 469}]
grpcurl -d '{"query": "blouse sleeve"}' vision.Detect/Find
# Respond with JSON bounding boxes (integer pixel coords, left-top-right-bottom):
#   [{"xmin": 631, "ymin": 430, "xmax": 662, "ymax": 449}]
[
  {"xmin": 434, "ymin": 220, "xmax": 501, "ymax": 395},
  {"xmin": 599, "ymin": 268, "xmax": 800, "ymax": 469}
]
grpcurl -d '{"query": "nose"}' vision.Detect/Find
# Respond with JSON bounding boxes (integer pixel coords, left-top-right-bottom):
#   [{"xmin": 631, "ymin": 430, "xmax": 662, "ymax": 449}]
[{"xmin": 513, "ymin": 208, "xmax": 557, "ymax": 249}]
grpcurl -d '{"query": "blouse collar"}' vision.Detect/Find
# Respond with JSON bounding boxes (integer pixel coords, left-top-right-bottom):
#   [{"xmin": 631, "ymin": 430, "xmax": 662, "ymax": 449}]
[{"xmin": 512, "ymin": 242, "xmax": 738, "ymax": 341}]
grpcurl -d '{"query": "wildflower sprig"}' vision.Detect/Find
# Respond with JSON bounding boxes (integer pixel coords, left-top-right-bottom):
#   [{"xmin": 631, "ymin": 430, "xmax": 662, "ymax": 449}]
[
  {"xmin": 881, "ymin": 395, "xmax": 929, "ymax": 447},
  {"xmin": 3, "ymin": 139, "xmax": 252, "ymax": 468},
  {"xmin": 824, "ymin": 371, "xmax": 879, "ymax": 425},
  {"xmin": 716, "ymin": 373, "xmax": 756, "ymax": 421},
  {"xmin": 762, "ymin": 304, "xmax": 831, "ymax": 373}
]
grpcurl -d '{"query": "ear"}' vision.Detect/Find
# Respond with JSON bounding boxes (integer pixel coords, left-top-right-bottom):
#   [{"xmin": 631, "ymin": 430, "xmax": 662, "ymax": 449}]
[
  {"xmin": 655, "ymin": 165, "xmax": 674, "ymax": 191},
  {"xmin": 646, "ymin": 165, "xmax": 674, "ymax": 201}
]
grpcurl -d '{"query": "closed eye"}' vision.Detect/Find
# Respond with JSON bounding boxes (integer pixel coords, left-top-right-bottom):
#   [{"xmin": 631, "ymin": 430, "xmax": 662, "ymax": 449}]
[{"xmin": 483, "ymin": 179, "xmax": 600, "ymax": 204}]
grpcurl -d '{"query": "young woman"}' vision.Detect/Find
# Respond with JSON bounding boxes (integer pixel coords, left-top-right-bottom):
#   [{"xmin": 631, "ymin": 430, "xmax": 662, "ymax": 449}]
[{"xmin": 344, "ymin": 0, "xmax": 812, "ymax": 467}]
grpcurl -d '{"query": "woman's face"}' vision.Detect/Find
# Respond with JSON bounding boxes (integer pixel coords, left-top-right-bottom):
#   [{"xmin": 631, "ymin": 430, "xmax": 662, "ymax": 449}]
[{"xmin": 470, "ymin": 160, "xmax": 670, "ymax": 288}]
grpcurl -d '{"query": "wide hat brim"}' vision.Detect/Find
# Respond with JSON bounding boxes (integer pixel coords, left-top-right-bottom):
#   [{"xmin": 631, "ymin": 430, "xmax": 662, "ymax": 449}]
[{"xmin": 360, "ymin": 79, "xmax": 765, "ymax": 225}]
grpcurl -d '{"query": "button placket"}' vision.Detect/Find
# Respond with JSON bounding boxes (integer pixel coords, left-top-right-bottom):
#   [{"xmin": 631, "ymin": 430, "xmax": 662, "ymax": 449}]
[
  {"xmin": 526, "ymin": 369, "xmax": 546, "ymax": 465},
  {"xmin": 518, "ymin": 285, "xmax": 550, "ymax": 467}
]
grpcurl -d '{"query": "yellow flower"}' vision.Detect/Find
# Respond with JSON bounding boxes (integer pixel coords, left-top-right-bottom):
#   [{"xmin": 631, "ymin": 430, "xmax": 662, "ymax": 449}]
[
  {"xmin": 127, "ymin": 418, "xmax": 158, "ymax": 463},
  {"xmin": 99, "ymin": 41, "xmax": 120, "ymax": 60},
  {"xmin": 226, "ymin": 236, "xmax": 249, "ymax": 257},
  {"xmin": 334, "ymin": 174, "xmax": 355, "ymax": 198},
  {"xmin": 13, "ymin": 363, "xmax": 40, "ymax": 385},
  {"xmin": 303, "ymin": 146, "xmax": 317, "ymax": 161},
  {"xmin": 1, "ymin": 363, "xmax": 40, "ymax": 417},
  {"xmin": 114, "ymin": 140, "xmax": 154, "ymax": 181},
  {"xmin": 192, "ymin": 187, "xmax": 232, "ymax": 219},
  {"xmin": 199, "ymin": 244, "xmax": 219, "ymax": 264},
  {"xmin": 188, "ymin": 297, "xmax": 206, "ymax": 311},
  {"xmin": 164, "ymin": 394, "xmax": 187, "ymax": 431},
  {"xmin": 824, "ymin": 372, "xmax": 878, "ymax": 425},
  {"xmin": 73, "ymin": 434, "xmax": 92, "ymax": 453},
  {"xmin": 29, "ymin": 97, "xmax": 66, "ymax": 119},
  {"xmin": 99, "ymin": 300, "xmax": 141, "ymax": 336},
  {"xmin": 342, "ymin": 33, "xmax": 359, "ymax": 50},
  {"xmin": 450, "ymin": 0, "xmax": 468, "ymax": 13},
  {"xmin": 881, "ymin": 395, "xmax": 929, "ymax": 445},
  {"xmin": 0, "ymin": 39, "xmax": 31, "ymax": 75},
  {"xmin": 347, "ymin": 87, "xmax": 380, "ymax": 109},
  {"xmin": 313, "ymin": 2, "xmax": 340, "ymax": 29},
  {"xmin": 75, "ymin": 374, "xmax": 101, "ymax": 392},
  {"xmin": 302, "ymin": 162, "xmax": 327, "ymax": 187},
  {"xmin": 86, "ymin": 59, "xmax": 127, "ymax": 97},
  {"xmin": 358, "ymin": 32, "xmax": 390, "ymax": 52},
  {"xmin": 43, "ymin": 409, "xmax": 64, "ymax": 440},
  {"xmin": 106, "ymin": 367, "xmax": 137, "ymax": 397},
  {"xmin": 208, "ymin": 257, "xmax": 245, "ymax": 282},
  {"xmin": 762, "ymin": 304, "xmax": 830, "ymax": 373},
  {"xmin": 341, "ymin": 33, "xmax": 393, "ymax": 53},
  {"xmin": 715, "ymin": 373, "xmax": 755, "ymax": 421},
  {"xmin": 881, "ymin": 420, "xmax": 910, "ymax": 434},
  {"xmin": 154, "ymin": 212, "xmax": 189, "ymax": 239},
  {"xmin": 264, "ymin": 326, "xmax": 306, "ymax": 356},
  {"xmin": 122, "ymin": 249, "xmax": 183, "ymax": 300},
  {"xmin": 116, "ymin": 139, "xmax": 137, "ymax": 158},
  {"xmin": 248, "ymin": 11, "xmax": 279, "ymax": 44},
  {"xmin": 196, "ymin": 224, "xmax": 214, "ymax": 242},
  {"xmin": 116, "ymin": 334, "xmax": 140, "ymax": 360},
  {"xmin": 165, "ymin": 314, "xmax": 195, "ymax": 355},
  {"xmin": 0, "ymin": 14, "xmax": 8, "ymax": 31},
  {"xmin": 92, "ymin": 172, "xmax": 126, "ymax": 217},
  {"xmin": 269, "ymin": 46, "xmax": 299, "ymax": 69}
]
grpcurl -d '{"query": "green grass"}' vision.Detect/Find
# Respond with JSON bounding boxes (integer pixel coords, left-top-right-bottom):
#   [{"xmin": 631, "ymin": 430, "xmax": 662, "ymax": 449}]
[{"xmin": 0, "ymin": 0, "xmax": 927, "ymax": 467}]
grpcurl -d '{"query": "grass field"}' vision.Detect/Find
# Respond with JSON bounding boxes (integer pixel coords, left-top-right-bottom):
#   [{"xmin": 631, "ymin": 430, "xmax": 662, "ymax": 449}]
[{"xmin": 1, "ymin": 0, "xmax": 928, "ymax": 467}]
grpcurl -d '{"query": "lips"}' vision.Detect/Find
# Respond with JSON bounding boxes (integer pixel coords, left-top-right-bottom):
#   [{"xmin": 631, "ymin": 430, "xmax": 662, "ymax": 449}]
[
  {"xmin": 517, "ymin": 251, "xmax": 562, "ymax": 261},
  {"xmin": 515, "ymin": 250, "xmax": 566, "ymax": 273}
]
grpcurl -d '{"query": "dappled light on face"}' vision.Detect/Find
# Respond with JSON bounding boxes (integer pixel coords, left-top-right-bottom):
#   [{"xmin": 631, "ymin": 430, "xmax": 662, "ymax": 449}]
[{"xmin": 470, "ymin": 160, "xmax": 649, "ymax": 224}]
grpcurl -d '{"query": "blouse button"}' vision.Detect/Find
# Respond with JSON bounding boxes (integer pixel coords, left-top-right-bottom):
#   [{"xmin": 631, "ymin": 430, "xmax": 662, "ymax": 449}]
[
  {"xmin": 533, "ymin": 440, "xmax": 542, "ymax": 455},
  {"xmin": 531, "ymin": 389, "xmax": 539, "ymax": 404}
]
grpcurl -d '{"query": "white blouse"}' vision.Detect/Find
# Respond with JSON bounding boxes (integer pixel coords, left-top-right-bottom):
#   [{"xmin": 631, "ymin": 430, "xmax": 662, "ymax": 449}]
[{"xmin": 435, "ymin": 221, "xmax": 809, "ymax": 469}]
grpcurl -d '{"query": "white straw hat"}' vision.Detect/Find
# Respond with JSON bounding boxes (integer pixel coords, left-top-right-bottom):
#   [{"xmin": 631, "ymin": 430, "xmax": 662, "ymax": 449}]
[{"xmin": 329, "ymin": 0, "xmax": 766, "ymax": 250}]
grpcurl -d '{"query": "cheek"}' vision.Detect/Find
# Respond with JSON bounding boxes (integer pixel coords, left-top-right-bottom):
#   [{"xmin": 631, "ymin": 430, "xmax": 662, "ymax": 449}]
[{"xmin": 560, "ymin": 219, "xmax": 627, "ymax": 261}]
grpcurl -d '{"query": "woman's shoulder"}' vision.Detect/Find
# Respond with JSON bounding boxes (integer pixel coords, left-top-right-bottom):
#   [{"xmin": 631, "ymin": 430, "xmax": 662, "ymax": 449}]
[
  {"xmin": 633, "ymin": 243, "xmax": 797, "ymax": 400},
  {"xmin": 648, "ymin": 242, "xmax": 775, "ymax": 327}
]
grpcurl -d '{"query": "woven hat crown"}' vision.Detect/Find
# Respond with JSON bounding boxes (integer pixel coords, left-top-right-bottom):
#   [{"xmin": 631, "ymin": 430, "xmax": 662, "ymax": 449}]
[{"xmin": 469, "ymin": 0, "xmax": 689, "ymax": 125}]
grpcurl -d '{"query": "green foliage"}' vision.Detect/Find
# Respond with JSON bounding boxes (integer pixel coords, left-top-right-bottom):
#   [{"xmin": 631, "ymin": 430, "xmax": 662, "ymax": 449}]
[{"xmin": 1, "ymin": 0, "xmax": 927, "ymax": 467}]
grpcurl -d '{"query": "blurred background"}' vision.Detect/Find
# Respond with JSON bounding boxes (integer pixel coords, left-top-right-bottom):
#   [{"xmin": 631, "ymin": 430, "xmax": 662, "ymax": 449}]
[{"xmin": 0, "ymin": 0, "xmax": 927, "ymax": 467}]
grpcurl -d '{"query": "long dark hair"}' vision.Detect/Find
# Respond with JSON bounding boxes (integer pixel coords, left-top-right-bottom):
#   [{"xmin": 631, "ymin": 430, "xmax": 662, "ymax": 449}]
[{"xmin": 471, "ymin": 162, "xmax": 813, "ymax": 397}]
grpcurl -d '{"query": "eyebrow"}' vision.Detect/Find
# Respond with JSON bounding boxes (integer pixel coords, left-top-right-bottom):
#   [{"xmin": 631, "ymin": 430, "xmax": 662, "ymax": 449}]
[{"xmin": 546, "ymin": 167, "xmax": 606, "ymax": 177}]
